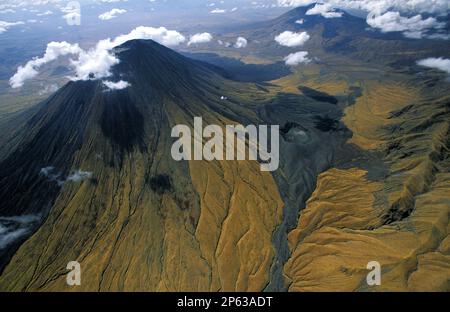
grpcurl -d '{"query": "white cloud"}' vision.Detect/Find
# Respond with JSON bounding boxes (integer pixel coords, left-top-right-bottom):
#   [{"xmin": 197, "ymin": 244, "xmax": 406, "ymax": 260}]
[
  {"xmin": 0, "ymin": 0, "xmax": 60, "ymax": 10},
  {"xmin": 210, "ymin": 8, "xmax": 226, "ymax": 13},
  {"xmin": 277, "ymin": 0, "xmax": 450, "ymax": 39},
  {"xmin": 10, "ymin": 41, "xmax": 82, "ymax": 88},
  {"xmin": 428, "ymin": 33, "xmax": 450, "ymax": 40},
  {"xmin": 98, "ymin": 8, "xmax": 127, "ymax": 21},
  {"xmin": 275, "ymin": 31, "xmax": 310, "ymax": 47},
  {"xmin": 0, "ymin": 20, "xmax": 24, "ymax": 34},
  {"xmin": 277, "ymin": 0, "xmax": 450, "ymax": 15},
  {"xmin": 61, "ymin": 1, "xmax": 81, "ymax": 26},
  {"xmin": 112, "ymin": 26, "xmax": 186, "ymax": 48},
  {"xmin": 40, "ymin": 166, "xmax": 63, "ymax": 184},
  {"xmin": 37, "ymin": 10, "xmax": 53, "ymax": 16},
  {"xmin": 417, "ymin": 57, "xmax": 450, "ymax": 74},
  {"xmin": 234, "ymin": 37, "xmax": 248, "ymax": 48},
  {"xmin": 0, "ymin": 215, "xmax": 41, "ymax": 250},
  {"xmin": 10, "ymin": 26, "xmax": 186, "ymax": 88},
  {"xmin": 0, "ymin": 9, "xmax": 15, "ymax": 14},
  {"xmin": 306, "ymin": 3, "xmax": 343, "ymax": 18},
  {"xmin": 71, "ymin": 26, "xmax": 186, "ymax": 80},
  {"xmin": 40, "ymin": 166, "xmax": 94, "ymax": 184},
  {"xmin": 103, "ymin": 80, "xmax": 131, "ymax": 90},
  {"xmin": 62, "ymin": 11, "xmax": 80, "ymax": 25},
  {"xmin": 277, "ymin": 0, "xmax": 316, "ymax": 7},
  {"xmin": 66, "ymin": 170, "xmax": 93, "ymax": 182},
  {"xmin": 366, "ymin": 11, "xmax": 444, "ymax": 39},
  {"xmin": 188, "ymin": 32, "xmax": 213, "ymax": 46},
  {"xmin": 38, "ymin": 83, "xmax": 59, "ymax": 95},
  {"xmin": 284, "ymin": 51, "xmax": 311, "ymax": 65},
  {"xmin": 70, "ymin": 46, "xmax": 119, "ymax": 82}
]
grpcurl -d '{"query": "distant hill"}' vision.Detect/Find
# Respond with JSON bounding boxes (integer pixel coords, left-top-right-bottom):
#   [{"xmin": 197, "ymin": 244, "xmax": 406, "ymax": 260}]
[{"xmin": 223, "ymin": 4, "xmax": 450, "ymax": 67}]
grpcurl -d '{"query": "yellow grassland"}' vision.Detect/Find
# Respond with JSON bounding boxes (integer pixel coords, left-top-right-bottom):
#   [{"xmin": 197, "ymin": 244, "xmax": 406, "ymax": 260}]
[{"xmin": 284, "ymin": 75, "xmax": 450, "ymax": 291}]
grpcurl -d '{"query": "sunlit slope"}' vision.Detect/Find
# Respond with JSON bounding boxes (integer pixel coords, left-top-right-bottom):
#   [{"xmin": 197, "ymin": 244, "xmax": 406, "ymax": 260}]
[
  {"xmin": 342, "ymin": 81, "xmax": 419, "ymax": 150},
  {"xmin": 174, "ymin": 108, "xmax": 284, "ymax": 291},
  {"xmin": 284, "ymin": 77, "xmax": 450, "ymax": 291},
  {"xmin": 0, "ymin": 40, "xmax": 284, "ymax": 291}
]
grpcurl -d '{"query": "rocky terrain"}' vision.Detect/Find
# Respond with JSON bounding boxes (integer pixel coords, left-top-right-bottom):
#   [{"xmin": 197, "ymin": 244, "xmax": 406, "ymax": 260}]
[{"xmin": 0, "ymin": 6, "xmax": 449, "ymax": 291}]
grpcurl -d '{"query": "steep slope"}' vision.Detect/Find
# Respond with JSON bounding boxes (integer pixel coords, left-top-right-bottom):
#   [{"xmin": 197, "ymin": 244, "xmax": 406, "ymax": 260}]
[
  {"xmin": 0, "ymin": 39, "xmax": 286, "ymax": 291},
  {"xmin": 210, "ymin": 5, "xmax": 450, "ymax": 288},
  {"xmin": 0, "ymin": 37, "xmax": 373, "ymax": 292}
]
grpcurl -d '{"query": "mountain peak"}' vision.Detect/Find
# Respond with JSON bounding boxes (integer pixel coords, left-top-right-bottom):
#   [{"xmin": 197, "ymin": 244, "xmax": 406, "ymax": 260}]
[
  {"xmin": 114, "ymin": 38, "xmax": 170, "ymax": 54},
  {"xmin": 109, "ymin": 39, "xmax": 215, "ymax": 92},
  {"xmin": 281, "ymin": 3, "xmax": 363, "ymax": 25}
]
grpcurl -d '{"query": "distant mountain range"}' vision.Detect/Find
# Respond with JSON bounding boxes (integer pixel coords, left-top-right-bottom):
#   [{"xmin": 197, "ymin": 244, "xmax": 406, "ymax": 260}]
[{"xmin": 202, "ymin": 4, "xmax": 450, "ymax": 67}]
